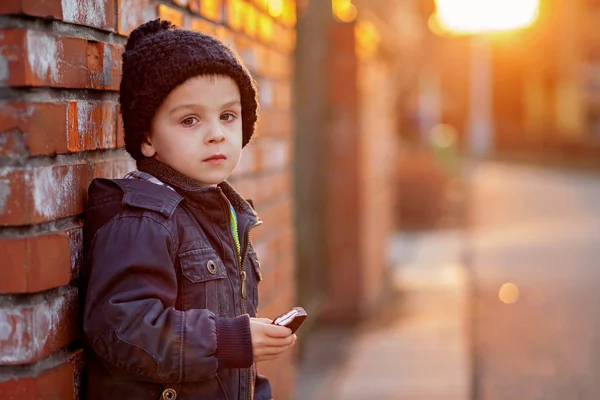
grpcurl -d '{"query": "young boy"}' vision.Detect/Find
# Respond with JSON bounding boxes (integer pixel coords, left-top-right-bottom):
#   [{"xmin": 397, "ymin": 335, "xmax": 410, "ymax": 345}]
[{"xmin": 81, "ymin": 19, "xmax": 295, "ymax": 400}]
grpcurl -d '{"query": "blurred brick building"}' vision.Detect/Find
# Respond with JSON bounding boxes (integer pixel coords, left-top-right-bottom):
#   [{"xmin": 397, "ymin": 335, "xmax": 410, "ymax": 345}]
[
  {"xmin": 295, "ymin": 0, "xmax": 399, "ymax": 325},
  {"xmin": 398, "ymin": 0, "xmax": 600, "ymax": 164}
]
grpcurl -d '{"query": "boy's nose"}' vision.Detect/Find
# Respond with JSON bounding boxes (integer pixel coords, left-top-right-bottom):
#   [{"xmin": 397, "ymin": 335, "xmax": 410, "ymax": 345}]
[{"xmin": 206, "ymin": 123, "xmax": 226, "ymax": 144}]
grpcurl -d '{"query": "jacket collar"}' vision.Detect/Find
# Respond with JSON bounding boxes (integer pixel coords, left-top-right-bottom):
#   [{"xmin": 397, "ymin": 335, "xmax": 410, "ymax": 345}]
[{"xmin": 113, "ymin": 179, "xmax": 184, "ymax": 218}]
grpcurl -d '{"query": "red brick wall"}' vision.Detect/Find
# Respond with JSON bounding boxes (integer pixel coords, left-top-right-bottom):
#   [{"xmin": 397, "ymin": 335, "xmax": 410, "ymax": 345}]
[{"xmin": 0, "ymin": 1, "xmax": 297, "ymax": 398}]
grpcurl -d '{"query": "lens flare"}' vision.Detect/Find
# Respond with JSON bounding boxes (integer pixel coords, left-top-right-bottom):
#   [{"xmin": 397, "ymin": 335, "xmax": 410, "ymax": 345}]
[
  {"xmin": 498, "ymin": 282, "xmax": 520, "ymax": 304},
  {"xmin": 434, "ymin": 0, "xmax": 540, "ymax": 34}
]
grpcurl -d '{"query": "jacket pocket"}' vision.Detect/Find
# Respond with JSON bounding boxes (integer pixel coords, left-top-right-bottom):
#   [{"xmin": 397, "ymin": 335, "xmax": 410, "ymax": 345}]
[{"xmin": 179, "ymin": 248, "xmax": 227, "ymax": 313}]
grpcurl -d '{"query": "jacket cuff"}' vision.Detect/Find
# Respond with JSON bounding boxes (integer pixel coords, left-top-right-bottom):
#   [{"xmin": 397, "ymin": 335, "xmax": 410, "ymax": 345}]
[{"xmin": 215, "ymin": 314, "xmax": 253, "ymax": 368}]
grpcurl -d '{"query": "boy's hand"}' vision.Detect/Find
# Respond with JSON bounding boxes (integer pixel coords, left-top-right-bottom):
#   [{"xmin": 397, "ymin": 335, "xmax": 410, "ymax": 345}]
[{"xmin": 249, "ymin": 318, "xmax": 297, "ymax": 362}]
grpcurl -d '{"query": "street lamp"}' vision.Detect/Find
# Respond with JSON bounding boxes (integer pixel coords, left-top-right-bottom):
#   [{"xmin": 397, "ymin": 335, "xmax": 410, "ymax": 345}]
[{"xmin": 431, "ymin": 0, "xmax": 540, "ymax": 157}]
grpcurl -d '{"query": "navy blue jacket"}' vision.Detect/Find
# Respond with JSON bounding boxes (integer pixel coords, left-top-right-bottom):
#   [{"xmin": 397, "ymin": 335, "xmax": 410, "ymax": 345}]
[{"xmin": 81, "ymin": 177, "xmax": 270, "ymax": 399}]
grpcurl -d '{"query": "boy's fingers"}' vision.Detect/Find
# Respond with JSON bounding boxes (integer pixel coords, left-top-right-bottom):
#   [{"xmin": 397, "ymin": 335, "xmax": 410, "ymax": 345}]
[
  {"xmin": 258, "ymin": 344, "xmax": 293, "ymax": 357},
  {"xmin": 261, "ymin": 334, "xmax": 295, "ymax": 348},
  {"xmin": 253, "ymin": 318, "xmax": 273, "ymax": 324},
  {"xmin": 263, "ymin": 324, "xmax": 293, "ymax": 338}
]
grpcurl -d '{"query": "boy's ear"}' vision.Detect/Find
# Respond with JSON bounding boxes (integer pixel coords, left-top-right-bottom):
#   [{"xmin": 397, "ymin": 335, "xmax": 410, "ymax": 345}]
[{"xmin": 141, "ymin": 135, "xmax": 156, "ymax": 158}]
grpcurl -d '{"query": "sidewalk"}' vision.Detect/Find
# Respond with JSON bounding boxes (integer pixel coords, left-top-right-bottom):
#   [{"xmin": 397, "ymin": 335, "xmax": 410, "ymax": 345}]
[{"xmin": 294, "ymin": 230, "xmax": 471, "ymax": 400}]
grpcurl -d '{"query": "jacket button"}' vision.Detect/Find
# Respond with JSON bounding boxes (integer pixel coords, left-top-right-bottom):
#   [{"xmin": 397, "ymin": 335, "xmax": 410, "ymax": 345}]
[
  {"xmin": 162, "ymin": 388, "xmax": 177, "ymax": 400},
  {"xmin": 207, "ymin": 260, "xmax": 217, "ymax": 274}
]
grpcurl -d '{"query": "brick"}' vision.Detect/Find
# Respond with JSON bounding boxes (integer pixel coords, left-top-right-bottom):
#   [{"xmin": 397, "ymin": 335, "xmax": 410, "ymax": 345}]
[
  {"xmin": 200, "ymin": 0, "xmax": 223, "ymax": 22},
  {"xmin": 252, "ymin": 43, "xmax": 267, "ymax": 75},
  {"xmin": 67, "ymin": 100, "xmax": 118, "ymax": 152},
  {"xmin": 259, "ymin": 138, "xmax": 290, "ymax": 171},
  {"xmin": 238, "ymin": 40, "xmax": 264, "ymax": 75},
  {"xmin": 117, "ymin": 0, "xmax": 157, "ymax": 36},
  {"xmin": 0, "ymin": 132, "xmax": 26, "ymax": 158},
  {"xmin": 186, "ymin": 16, "xmax": 217, "ymax": 35},
  {"xmin": 232, "ymin": 144, "xmax": 258, "ymax": 176},
  {"xmin": 258, "ymin": 170, "xmax": 290, "ymax": 202},
  {"xmin": 0, "ymin": 101, "xmax": 119, "ymax": 156},
  {"xmin": 272, "ymin": 23, "xmax": 295, "ymax": 53},
  {"xmin": 282, "ymin": 0, "xmax": 296, "ymax": 27},
  {"xmin": 0, "ymin": 163, "xmax": 89, "ymax": 226},
  {"xmin": 0, "ymin": 231, "xmax": 72, "ymax": 294},
  {"xmin": 257, "ymin": 12, "xmax": 274, "ymax": 43},
  {"xmin": 254, "ymin": 196, "xmax": 292, "ymax": 234},
  {"xmin": 28, "ymin": 32, "xmax": 87, "ymax": 87},
  {"xmin": 0, "ymin": 0, "xmax": 62, "ymax": 20},
  {"xmin": 257, "ymin": 110, "xmax": 292, "ymax": 138},
  {"xmin": 243, "ymin": 4, "xmax": 258, "ymax": 38},
  {"xmin": 0, "ymin": 29, "xmax": 121, "ymax": 89},
  {"xmin": 158, "ymin": 4, "xmax": 184, "ymax": 27},
  {"xmin": 87, "ymin": 42, "xmax": 122, "ymax": 90},
  {"xmin": 266, "ymin": 50, "xmax": 292, "ymax": 78},
  {"xmin": 244, "ymin": 175, "xmax": 267, "ymax": 205},
  {"xmin": 60, "ymin": 0, "xmax": 117, "ymax": 31},
  {"xmin": 0, "ymin": 287, "xmax": 79, "ymax": 365},
  {"xmin": 0, "ymin": 239, "xmax": 27, "ymax": 294},
  {"xmin": 275, "ymin": 80, "xmax": 292, "ymax": 110},
  {"xmin": 91, "ymin": 157, "xmax": 135, "ymax": 180},
  {"xmin": 0, "ymin": 349, "xmax": 82, "ymax": 398},
  {"xmin": 0, "ymin": 102, "xmax": 68, "ymax": 156},
  {"xmin": 257, "ymin": 78, "xmax": 275, "ymax": 109},
  {"xmin": 0, "ymin": 0, "xmax": 116, "ymax": 31},
  {"xmin": 226, "ymin": 0, "xmax": 245, "ymax": 31}
]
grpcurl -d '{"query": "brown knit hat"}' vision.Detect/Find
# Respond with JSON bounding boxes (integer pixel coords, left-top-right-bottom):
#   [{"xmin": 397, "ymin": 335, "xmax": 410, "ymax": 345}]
[{"xmin": 119, "ymin": 19, "xmax": 259, "ymax": 161}]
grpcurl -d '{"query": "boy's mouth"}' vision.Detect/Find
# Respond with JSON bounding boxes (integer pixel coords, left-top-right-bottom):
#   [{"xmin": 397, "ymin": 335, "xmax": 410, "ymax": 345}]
[{"xmin": 203, "ymin": 154, "xmax": 227, "ymax": 164}]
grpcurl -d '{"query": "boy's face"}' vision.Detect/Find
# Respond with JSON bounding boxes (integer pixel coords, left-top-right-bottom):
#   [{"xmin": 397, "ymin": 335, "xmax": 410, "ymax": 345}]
[{"xmin": 142, "ymin": 75, "xmax": 243, "ymax": 187}]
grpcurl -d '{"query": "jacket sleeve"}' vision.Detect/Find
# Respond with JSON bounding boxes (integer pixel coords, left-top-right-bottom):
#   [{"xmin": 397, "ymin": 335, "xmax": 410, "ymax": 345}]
[{"xmin": 83, "ymin": 214, "xmax": 253, "ymax": 383}]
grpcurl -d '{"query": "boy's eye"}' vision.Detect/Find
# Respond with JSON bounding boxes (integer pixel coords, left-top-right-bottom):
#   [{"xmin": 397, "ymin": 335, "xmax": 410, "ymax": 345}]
[
  {"xmin": 221, "ymin": 113, "xmax": 236, "ymax": 122},
  {"xmin": 181, "ymin": 117, "xmax": 198, "ymax": 127}
]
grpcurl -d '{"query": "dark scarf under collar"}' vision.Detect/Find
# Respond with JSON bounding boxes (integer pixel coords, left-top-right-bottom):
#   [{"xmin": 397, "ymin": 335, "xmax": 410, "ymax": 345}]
[{"xmin": 136, "ymin": 157, "xmax": 256, "ymax": 218}]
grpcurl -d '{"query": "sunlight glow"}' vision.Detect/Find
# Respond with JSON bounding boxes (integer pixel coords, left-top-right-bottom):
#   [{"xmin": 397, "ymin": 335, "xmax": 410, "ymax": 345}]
[{"xmin": 434, "ymin": 0, "xmax": 540, "ymax": 34}]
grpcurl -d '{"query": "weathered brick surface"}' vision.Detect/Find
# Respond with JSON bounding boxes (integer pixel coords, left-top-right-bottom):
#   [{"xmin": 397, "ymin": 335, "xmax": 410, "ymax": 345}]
[
  {"xmin": 0, "ymin": 0, "xmax": 117, "ymax": 31},
  {"xmin": 0, "ymin": 29, "xmax": 121, "ymax": 89},
  {"xmin": 0, "ymin": 287, "xmax": 79, "ymax": 365},
  {"xmin": 0, "ymin": 231, "xmax": 72, "ymax": 294},
  {"xmin": 0, "ymin": 1, "xmax": 298, "ymax": 399},
  {"xmin": 0, "ymin": 163, "xmax": 89, "ymax": 226},
  {"xmin": 0, "ymin": 101, "xmax": 119, "ymax": 156},
  {"xmin": 0, "ymin": 349, "xmax": 83, "ymax": 398}
]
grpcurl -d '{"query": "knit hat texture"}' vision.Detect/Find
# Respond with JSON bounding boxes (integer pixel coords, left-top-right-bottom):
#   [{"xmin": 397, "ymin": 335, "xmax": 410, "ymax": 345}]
[{"xmin": 119, "ymin": 19, "xmax": 259, "ymax": 160}]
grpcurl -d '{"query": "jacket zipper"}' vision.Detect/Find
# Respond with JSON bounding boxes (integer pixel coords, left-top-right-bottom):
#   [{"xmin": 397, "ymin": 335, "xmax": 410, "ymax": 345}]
[
  {"xmin": 223, "ymin": 194, "xmax": 261, "ymax": 400},
  {"xmin": 241, "ymin": 223, "xmax": 259, "ymax": 400}
]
